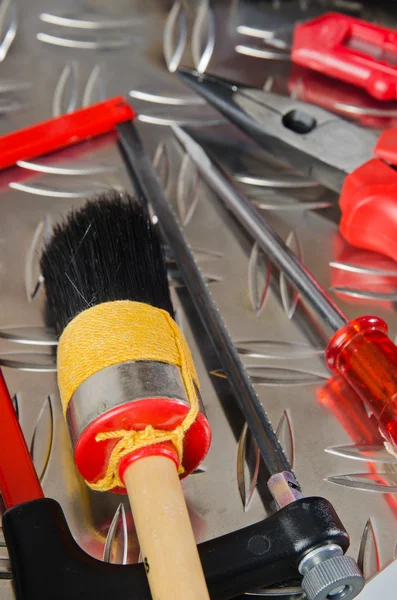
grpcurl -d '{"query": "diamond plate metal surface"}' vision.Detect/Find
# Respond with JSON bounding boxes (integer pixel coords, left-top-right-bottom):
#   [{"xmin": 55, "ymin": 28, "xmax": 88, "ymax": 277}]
[{"xmin": 1, "ymin": 0, "xmax": 397, "ymax": 598}]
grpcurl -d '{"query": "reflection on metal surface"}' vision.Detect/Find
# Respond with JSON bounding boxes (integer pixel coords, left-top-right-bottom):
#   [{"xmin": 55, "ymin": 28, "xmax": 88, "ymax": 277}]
[
  {"xmin": 326, "ymin": 444, "xmax": 397, "ymax": 464},
  {"xmin": 235, "ymin": 339, "xmax": 324, "ymax": 360},
  {"xmin": 357, "ymin": 518, "xmax": 381, "ymax": 580},
  {"xmin": 137, "ymin": 113, "xmax": 222, "ymax": 126},
  {"xmin": 244, "ymin": 584, "xmax": 303, "ymax": 597},
  {"xmin": 276, "ymin": 410, "xmax": 295, "ymax": 470},
  {"xmin": 82, "ymin": 64, "xmax": 106, "ymax": 107},
  {"xmin": 0, "ymin": 353, "xmax": 56, "ymax": 372},
  {"xmin": 163, "ymin": 0, "xmax": 187, "ymax": 73},
  {"xmin": 235, "ymin": 173, "xmax": 320, "ymax": 188},
  {"xmin": 214, "ymin": 365, "xmax": 327, "ymax": 386},
  {"xmin": 52, "ymin": 61, "xmax": 105, "ymax": 116},
  {"xmin": 330, "ymin": 246, "xmax": 397, "ymax": 303},
  {"xmin": 17, "ymin": 158, "xmax": 117, "ymax": 176},
  {"xmin": 319, "ymin": 375, "xmax": 397, "ymax": 528},
  {"xmin": 24, "ymin": 218, "xmax": 45, "ymax": 302},
  {"xmin": 0, "ymin": 99, "xmax": 26, "ymax": 113},
  {"xmin": 0, "ymin": 326, "xmax": 57, "ymax": 345},
  {"xmin": 169, "ymin": 271, "xmax": 222, "ymax": 288},
  {"xmin": 40, "ymin": 12, "xmax": 139, "ymax": 30},
  {"xmin": 248, "ymin": 242, "xmax": 270, "ymax": 317},
  {"xmin": 334, "ymin": 101, "xmax": 397, "ymax": 118},
  {"xmin": 190, "ymin": 247, "xmax": 223, "ymax": 261},
  {"xmin": 52, "ymin": 61, "xmax": 79, "ymax": 117},
  {"xmin": 330, "ymin": 286, "xmax": 397, "ymax": 301},
  {"xmin": 192, "ymin": 0, "xmax": 215, "ymax": 73},
  {"xmin": 103, "ymin": 503, "xmax": 128, "ymax": 565},
  {"xmin": 30, "ymin": 395, "xmax": 54, "ymax": 483},
  {"xmin": 330, "ymin": 260, "xmax": 397, "ymax": 277},
  {"xmin": 36, "ymin": 32, "xmax": 132, "ymax": 50},
  {"xmin": 153, "ymin": 141, "xmax": 170, "ymax": 190},
  {"xmin": 325, "ymin": 473, "xmax": 397, "ymax": 492},
  {"xmin": 177, "ymin": 153, "xmax": 201, "ymax": 226},
  {"xmin": 236, "ymin": 25, "xmax": 276, "ymax": 39},
  {"xmin": 0, "ymin": 80, "xmax": 30, "ymax": 92},
  {"xmin": 237, "ymin": 422, "xmax": 260, "ymax": 512},
  {"xmin": 129, "ymin": 90, "xmax": 203, "ymax": 106},
  {"xmin": 209, "ymin": 369, "xmax": 227, "ymax": 380},
  {"xmin": 252, "ymin": 197, "xmax": 332, "ymax": 212},
  {"xmin": 0, "ymin": 0, "xmax": 17, "ymax": 62},
  {"xmin": 235, "ymin": 44, "xmax": 289, "ymax": 60},
  {"xmin": 10, "ymin": 180, "xmax": 110, "ymax": 198},
  {"xmin": 280, "ymin": 231, "xmax": 301, "ymax": 320}
]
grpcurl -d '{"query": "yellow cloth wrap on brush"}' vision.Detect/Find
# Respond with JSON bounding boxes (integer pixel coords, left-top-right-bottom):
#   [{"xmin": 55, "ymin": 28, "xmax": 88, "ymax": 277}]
[{"xmin": 57, "ymin": 300, "xmax": 200, "ymax": 491}]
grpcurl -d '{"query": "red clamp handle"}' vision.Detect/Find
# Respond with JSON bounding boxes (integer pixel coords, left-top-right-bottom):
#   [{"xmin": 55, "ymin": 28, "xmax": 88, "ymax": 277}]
[
  {"xmin": 339, "ymin": 129, "xmax": 397, "ymax": 262},
  {"xmin": 292, "ymin": 13, "xmax": 397, "ymax": 101}
]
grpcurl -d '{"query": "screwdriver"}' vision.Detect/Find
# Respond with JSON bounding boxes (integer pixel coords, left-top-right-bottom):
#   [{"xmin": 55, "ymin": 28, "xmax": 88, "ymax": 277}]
[{"xmin": 172, "ymin": 124, "xmax": 397, "ymax": 457}]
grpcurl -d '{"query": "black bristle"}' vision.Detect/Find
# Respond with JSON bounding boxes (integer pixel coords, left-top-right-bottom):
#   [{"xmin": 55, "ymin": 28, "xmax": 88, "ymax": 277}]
[{"xmin": 40, "ymin": 191, "xmax": 174, "ymax": 337}]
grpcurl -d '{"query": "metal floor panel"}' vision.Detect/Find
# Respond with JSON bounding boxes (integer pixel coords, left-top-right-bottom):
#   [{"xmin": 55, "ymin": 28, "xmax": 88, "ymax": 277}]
[{"xmin": 1, "ymin": 0, "xmax": 397, "ymax": 597}]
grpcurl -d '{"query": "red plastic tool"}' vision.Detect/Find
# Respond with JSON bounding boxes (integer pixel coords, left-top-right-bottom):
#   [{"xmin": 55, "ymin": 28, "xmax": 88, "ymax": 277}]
[
  {"xmin": 291, "ymin": 13, "xmax": 397, "ymax": 101},
  {"xmin": 0, "ymin": 370, "xmax": 44, "ymax": 508},
  {"xmin": 339, "ymin": 128, "xmax": 397, "ymax": 262},
  {"xmin": 0, "ymin": 96, "xmax": 134, "ymax": 170}
]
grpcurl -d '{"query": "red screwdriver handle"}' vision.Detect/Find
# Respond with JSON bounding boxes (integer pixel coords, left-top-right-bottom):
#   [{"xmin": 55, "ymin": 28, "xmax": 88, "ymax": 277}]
[
  {"xmin": 0, "ymin": 370, "xmax": 44, "ymax": 508},
  {"xmin": 292, "ymin": 13, "xmax": 397, "ymax": 101},
  {"xmin": 326, "ymin": 316, "xmax": 397, "ymax": 454}
]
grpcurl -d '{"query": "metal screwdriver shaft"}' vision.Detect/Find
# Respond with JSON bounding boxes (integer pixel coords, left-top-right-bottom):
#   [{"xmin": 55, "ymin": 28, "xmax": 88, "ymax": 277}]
[{"xmin": 171, "ymin": 125, "xmax": 348, "ymax": 333}]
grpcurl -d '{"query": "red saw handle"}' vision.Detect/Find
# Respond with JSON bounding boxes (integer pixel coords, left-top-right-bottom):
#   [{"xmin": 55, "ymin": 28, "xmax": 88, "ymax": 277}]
[
  {"xmin": 292, "ymin": 12, "xmax": 397, "ymax": 101},
  {"xmin": 0, "ymin": 96, "xmax": 135, "ymax": 170}
]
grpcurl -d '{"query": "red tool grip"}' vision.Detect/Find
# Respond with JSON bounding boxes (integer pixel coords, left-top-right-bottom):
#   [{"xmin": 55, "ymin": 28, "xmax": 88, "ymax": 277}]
[
  {"xmin": 292, "ymin": 13, "xmax": 397, "ymax": 101},
  {"xmin": 326, "ymin": 316, "xmax": 397, "ymax": 455},
  {"xmin": 339, "ymin": 130, "xmax": 397, "ymax": 263},
  {"xmin": 0, "ymin": 96, "xmax": 135, "ymax": 170},
  {"xmin": 0, "ymin": 370, "xmax": 44, "ymax": 508}
]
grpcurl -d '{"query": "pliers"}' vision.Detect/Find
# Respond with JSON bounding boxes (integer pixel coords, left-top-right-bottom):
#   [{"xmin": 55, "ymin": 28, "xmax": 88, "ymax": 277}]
[{"xmin": 178, "ymin": 67, "xmax": 397, "ymax": 264}]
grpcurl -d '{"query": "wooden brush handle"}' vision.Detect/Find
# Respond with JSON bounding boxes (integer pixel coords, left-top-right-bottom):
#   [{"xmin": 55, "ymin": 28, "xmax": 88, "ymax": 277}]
[{"xmin": 124, "ymin": 456, "xmax": 210, "ymax": 600}]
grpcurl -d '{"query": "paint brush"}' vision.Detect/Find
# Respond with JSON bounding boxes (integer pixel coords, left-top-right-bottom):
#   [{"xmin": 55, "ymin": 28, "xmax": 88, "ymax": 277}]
[{"xmin": 40, "ymin": 191, "xmax": 211, "ymax": 600}]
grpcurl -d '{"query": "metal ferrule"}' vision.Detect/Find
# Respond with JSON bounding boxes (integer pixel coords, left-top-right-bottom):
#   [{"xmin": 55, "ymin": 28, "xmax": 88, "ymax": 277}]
[{"xmin": 66, "ymin": 360, "xmax": 202, "ymax": 446}]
